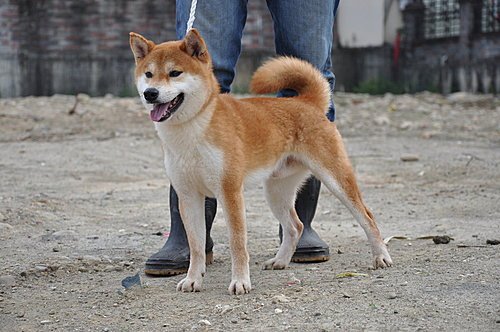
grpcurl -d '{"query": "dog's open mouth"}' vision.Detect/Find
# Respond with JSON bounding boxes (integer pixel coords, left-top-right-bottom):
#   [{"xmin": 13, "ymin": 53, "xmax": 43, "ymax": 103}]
[{"xmin": 150, "ymin": 93, "xmax": 184, "ymax": 122}]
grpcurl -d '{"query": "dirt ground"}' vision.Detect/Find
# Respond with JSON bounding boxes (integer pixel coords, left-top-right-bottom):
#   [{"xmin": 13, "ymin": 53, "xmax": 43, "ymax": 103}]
[{"xmin": 0, "ymin": 92, "xmax": 499, "ymax": 331}]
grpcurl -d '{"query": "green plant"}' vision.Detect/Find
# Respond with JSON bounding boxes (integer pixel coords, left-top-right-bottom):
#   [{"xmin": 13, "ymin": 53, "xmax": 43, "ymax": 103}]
[{"xmin": 353, "ymin": 78, "xmax": 405, "ymax": 95}]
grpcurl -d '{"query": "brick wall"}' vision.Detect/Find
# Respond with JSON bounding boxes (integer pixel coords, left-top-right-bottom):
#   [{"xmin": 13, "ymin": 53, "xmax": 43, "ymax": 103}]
[{"xmin": 0, "ymin": 0, "xmax": 278, "ymax": 97}]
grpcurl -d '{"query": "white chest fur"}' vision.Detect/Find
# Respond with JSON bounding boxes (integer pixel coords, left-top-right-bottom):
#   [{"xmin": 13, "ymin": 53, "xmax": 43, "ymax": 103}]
[{"xmin": 154, "ymin": 109, "xmax": 223, "ymax": 198}]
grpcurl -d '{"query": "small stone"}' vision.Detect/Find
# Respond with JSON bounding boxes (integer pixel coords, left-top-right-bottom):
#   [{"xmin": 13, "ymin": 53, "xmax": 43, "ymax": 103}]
[
  {"xmin": 230, "ymin": 319, "xmax": 238, "ymax": 324},
  {"xmin": 433, "ymin": 236, "xmax": 452, "ymax": 244},
  {"xmin": 0, "ymin": 275, "xmax": 16, "ymax": 286},
  {"xmin": 52, "ymin": 247, "xmax": 60, "ymax": 252},
  {"xmin": 400, "ymin": 154, "xmax": 419, "ymax": 162},
  {"xmin": 399, "ymin": 121, "xmax": 412, "ymax": 130},
  {"xmin": 76, "ymin": 93, "xmax": 90, "ymax": 102},
  {"xmin": 220, "ymin": 304, "xmax": 232, "ymax": 315},
  {"xmin": 121, "ymin": 272, "xmax": 141, "ymax": 289},
  {"xmin": 313, "ymin": 312, "xmax": 321, "ymax": 317},
  {"xmin": 274, "ymin": 308, "xmax": 283, "ymax": 314},
  {"xmin": 337, "ymin": 249, "xmax": 343, "ymax": 254},
  {"xmin": 35, "ymin": 265, "xmax": 49, "ymax": 272},
  {"xmin": 388, "ymin": 292, "xmax": 397, "ymax": 299},
  {"xmin": 40, "ymin": 320, "xmax": 51, "ymax": 325},
  {"xmin": 342, "ymin": 292, "xmax": 351, "ymax": 298},
  {"xmin": 198, "ymin": 319, "xmax": 211, "ymax": 326},
  {"xmin": 486, "ymin": 239, "xmax": 500, "ymax": 245},
  {"xmin": 17, "ymin": 311, "xmax": 25, "ymax": 318}
]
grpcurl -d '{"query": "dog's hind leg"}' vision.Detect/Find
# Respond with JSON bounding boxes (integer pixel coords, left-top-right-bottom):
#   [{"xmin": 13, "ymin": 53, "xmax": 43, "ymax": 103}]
[
  {"xmin": 303, "ymin": 136, "xmax": 393, "ymax": 269},
  {"xmin": 262, "ymin": 170, "xmax": 310, "ymax": 270}
]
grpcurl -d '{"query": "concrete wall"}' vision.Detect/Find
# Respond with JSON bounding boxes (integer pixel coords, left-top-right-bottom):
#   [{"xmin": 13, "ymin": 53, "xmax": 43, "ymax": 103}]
[{"xmin": 337, "ymin": 0, "xmax": 385, "ymax": 48}]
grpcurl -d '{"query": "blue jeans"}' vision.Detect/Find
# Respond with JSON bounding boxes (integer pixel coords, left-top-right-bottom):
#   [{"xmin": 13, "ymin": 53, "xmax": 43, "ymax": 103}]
[{"xmin": 176, "ymin": 0, "xmax": 339, "ymax": 121}]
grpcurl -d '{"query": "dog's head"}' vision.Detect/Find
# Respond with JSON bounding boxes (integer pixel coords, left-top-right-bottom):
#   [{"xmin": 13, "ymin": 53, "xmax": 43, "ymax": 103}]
[{"xmin": 129, "ymin": 29, "xmax": 217, "ymax": 124}]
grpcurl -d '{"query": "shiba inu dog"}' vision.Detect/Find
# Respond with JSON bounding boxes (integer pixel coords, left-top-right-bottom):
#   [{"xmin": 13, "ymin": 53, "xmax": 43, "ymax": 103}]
[{"xmin": 129, "ymin": 29, "xmax": 392, "ymax": 295}]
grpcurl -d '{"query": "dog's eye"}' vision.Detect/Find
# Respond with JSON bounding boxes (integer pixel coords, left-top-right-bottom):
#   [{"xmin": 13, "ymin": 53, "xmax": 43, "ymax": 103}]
[
  {"xmin": 145, "ymin": 72, "xmax": 153, "ymax": 78},
  {"xmin": 169, "ymin": 70, "xmax": 183, "ymax": 78}
]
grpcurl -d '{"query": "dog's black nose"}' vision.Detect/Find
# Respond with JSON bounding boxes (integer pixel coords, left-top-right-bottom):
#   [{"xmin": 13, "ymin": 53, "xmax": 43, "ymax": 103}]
[{"xmin": 143, "ymin": 88, "xmax": 159, "ymax": 103}]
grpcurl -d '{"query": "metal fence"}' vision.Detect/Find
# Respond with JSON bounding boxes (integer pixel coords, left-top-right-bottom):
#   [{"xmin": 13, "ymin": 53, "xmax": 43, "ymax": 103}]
[
  {"xmin": 423, "ymin": 0, "xmax": 460, "ymax": 39},
  {"xmin": 480, "ymin": 0, "xmax": 500, "ymax": 33}
]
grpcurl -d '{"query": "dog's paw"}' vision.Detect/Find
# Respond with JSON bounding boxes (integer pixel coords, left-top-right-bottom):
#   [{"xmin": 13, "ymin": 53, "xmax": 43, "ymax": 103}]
[
  {"xmin": 262, "ymin": 257, "xmax": 289, "ymax": 270},
  {"xmin": 177, "ymin": 276, "xmax": 203, "ymax": 292},
  {"xmin": 372, "ymin": 251, "xmax": 393, "ymax": 269},
  {"xmin": 228, "ymin": 278, "xmax": 251, "ymax": 295}
]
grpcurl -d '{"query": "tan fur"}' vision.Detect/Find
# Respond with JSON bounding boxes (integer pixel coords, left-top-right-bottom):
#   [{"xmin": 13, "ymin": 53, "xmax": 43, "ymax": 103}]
[{"xmin": 130, "ymin": 29, "xmax": 393, "ymax": 295}]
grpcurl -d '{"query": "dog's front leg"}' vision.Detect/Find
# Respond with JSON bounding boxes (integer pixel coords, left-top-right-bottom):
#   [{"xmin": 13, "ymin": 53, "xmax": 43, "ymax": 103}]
[
  {"xmin": 221, "ymin": 186, "xmax": 251, "ymax": 295},
  {"xmin": 175, "ymin": 192, "xmax": 206, "ymax": 292}
]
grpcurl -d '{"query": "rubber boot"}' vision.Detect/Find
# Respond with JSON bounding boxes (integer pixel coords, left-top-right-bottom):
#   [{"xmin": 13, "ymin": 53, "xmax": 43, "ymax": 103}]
[
  {"xmin": 144, "ymin": 186, "xmax": 216, "ymax": 276},
  {"xmin": 280, "ymin": 176, "xmax": 330, "ymax": 263}
]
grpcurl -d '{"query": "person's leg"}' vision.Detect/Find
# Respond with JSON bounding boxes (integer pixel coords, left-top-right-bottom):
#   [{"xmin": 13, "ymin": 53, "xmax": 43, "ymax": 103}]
[
  {"xmin": 145, "ymin": 0, "xmax": 248, "ymax": 276},
  {"xmin": 268, "ymin": 0, "xmax": 340, "ymax": 262},
  {"xmin": 267, "ymin": 0, "xmax": 339, "ymax": 120},
  {"xmin": 177, "ymin": 0, "xmax": 248, "ymax": 93}
]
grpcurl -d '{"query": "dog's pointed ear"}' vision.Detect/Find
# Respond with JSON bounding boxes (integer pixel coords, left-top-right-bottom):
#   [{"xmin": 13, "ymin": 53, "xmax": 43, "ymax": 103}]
[
  {"xmin": 180, "ymin": 29, "xmax": 209, "ymax": 62},
  {"xmin": 129, "ymin": 32, "xmax": 155, "ymax": 64}
]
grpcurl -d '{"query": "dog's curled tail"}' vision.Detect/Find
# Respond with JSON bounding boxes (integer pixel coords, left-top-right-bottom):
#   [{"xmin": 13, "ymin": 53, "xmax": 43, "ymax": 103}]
[{"xmin": 250, "ymin": 56, "xmax": 331, "ymax": 111}]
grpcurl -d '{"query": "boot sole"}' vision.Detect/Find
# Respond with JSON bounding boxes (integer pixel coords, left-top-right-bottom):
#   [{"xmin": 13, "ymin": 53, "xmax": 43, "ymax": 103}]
[
  {"xmin": 144, "ymin": 252, "xmax": 214, "ymax": 277},
  {"xmin": 291, "ymin": 254, "xmax": 330, "ymax": 263}
]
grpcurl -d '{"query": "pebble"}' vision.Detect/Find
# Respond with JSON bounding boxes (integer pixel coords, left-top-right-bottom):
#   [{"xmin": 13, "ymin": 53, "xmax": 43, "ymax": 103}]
[
  {"xmin": 433, "ymin": 236, "xmax": 452, "ymax": 244},
  {"xmin": 342, "ymin": 292, "xmax": 351, "ymax": 298},
  {"xmin": 388, "ymin": 292, "xmax": 397, "ymax": 299},
  {"xmin": 40, "ymin": 320, "xmax": 51, "ymax": 325},
  {"xmin": 35, "ymin": 265, "xmax": 49, "ymax": 272},
  {"xmin": 399, "ymin": 121, "xmax": 412, "ymax": 130},
  {"xmin": 274, "ymin": 308, "xmax": 283, "ymax": 314},
  {"xmin": 220, "ymin": 304, "xmax": 232, "ymax": 315},
  {"xmin": 400, "ymin": 154, "xmax": 419, "ymax": 162},
  {"xmin": 0, "ymin": 275, "xmax": 16, "ymax": 286},
  {"xmin": 76, "ymin": 93, "xmax": 90, "ymax": 102},
  {"xmin": 198, "ymin": 319, "xmax": 211, "ymax": 326}
]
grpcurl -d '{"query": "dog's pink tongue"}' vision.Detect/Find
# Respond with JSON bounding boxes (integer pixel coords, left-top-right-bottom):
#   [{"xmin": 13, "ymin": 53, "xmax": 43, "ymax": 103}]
[{"xmin": 150, "ymin": 104, "xmax": 168, "ymax": 122}]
